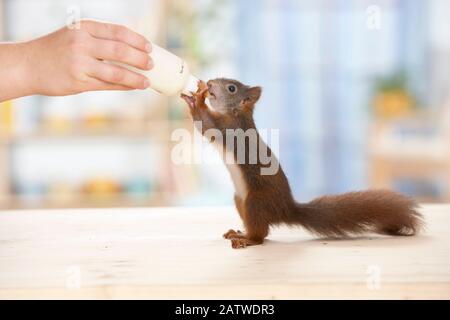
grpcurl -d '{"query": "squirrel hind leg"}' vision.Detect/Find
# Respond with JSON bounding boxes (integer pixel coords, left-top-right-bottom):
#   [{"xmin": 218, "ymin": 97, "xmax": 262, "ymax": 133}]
[
  {"xmin": 227, "ymin": 225, "xmax": 269, "ymax": 249},
  {"xmin": 230, "ymin": 237, "xmax": 264, "ymax": 249},
  {"xmin": 223, "ymin": 229, "xmax": 245, "ymax": 239},
  {"xmin": 223, "ymin": 230, "xmax": 265, "ymax": 248}
]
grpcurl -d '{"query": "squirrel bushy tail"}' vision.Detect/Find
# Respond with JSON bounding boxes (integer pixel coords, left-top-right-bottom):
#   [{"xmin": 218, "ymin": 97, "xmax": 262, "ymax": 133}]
[{"xmin": 291, "ymin": 190, "xmax": 424, "ymax": 238}]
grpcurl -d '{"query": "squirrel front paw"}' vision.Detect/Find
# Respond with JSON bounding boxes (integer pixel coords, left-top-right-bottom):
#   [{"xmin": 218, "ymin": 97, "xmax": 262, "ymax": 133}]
[
  {"xmin": 180, "ymin": 93, "xmax": 196, "ymax": 109},
  {"xmin": 180, "ymin": 80, "xmax": 209, "ymax": 110},
  {"xmin": 196, "ymin": 80, "xmax": 209, "ymax": 98},
  {"xmin": 192, "ymin": 80, "xmax": 209, "ymax": 108}
]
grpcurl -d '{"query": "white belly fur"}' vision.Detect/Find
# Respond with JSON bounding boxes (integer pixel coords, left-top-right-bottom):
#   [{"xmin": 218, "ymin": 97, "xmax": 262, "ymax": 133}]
[
  {"xmin": 215, "ymin": 143, "xmax": 248, "ymax": 200},
  {"xmin": 199, "ymin": 102, "xmax": 248, "ymax": 200},
  {"xmin": 225, "ymin": 160, "xmax": 248, "ymax": 201}
]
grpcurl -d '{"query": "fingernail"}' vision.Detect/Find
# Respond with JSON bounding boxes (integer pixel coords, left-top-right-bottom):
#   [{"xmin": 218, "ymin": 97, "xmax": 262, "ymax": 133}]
[
  {"xmin": 145, "ymin": 42, "xmax": 152, "ymax": 53},
  {"xmin": 143, "ymin": 79, "xmax": 150, "ymax": 89},
  {"xmin": 147, "ymin": 59, "xmax": 153, "ymax": 70}
]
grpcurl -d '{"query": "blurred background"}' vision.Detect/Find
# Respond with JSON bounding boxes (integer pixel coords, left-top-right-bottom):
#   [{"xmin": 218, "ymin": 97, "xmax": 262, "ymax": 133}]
[{"xmin": 0, "ymin": 0, "xmax": 449, "ymax": 210}]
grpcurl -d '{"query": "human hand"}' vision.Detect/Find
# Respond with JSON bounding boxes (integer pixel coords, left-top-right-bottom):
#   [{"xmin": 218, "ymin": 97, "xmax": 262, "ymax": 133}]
[{"xmin": 22, "ymin": 19, "xmax": 153, "ymax": 96}]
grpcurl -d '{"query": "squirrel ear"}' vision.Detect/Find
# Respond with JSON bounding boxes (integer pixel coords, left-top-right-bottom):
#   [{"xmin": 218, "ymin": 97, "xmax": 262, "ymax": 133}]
[{"xmin": 240, "ymin": 86, "xmax": 262, "ymax": 109}]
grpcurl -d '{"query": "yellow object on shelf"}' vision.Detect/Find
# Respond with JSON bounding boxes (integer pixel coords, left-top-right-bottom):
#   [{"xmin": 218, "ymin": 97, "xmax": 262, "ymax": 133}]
[
  {"xmin": 83, "ymin": 113, "xmax": 112, "ymax": 130},
  {"xmin": 46, "ymin": 182, "xmax": 77, "ymax": 205},
  {"xmin": 373, "ymin": 90, "xmax": 415, "ymax": 120},
  {"xmin": 83, "ymin": 178, "xmax": 122, "ymax": 199},
  {"xmin": 43, "ymin": 116, "xmax": 72, "ymax": 134},
  {"xmin": 0, "ymin": 100, "xmax": 14, "ymax": 136}
]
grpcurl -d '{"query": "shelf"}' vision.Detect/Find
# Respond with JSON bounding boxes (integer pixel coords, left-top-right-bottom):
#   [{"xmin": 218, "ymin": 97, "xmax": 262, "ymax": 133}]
[
  {"xmin": 0, "ymin": 119, "xmax": 193, "ymax": 144},
  {"xmin": 0, "ymin": 0, "xmax": 203, "ymax": 211},
  {"xmin": 0, "ymin": 117, "xmax": 197, "ymax": 210},
  {"xmin": 0, "ymin": 192, "xmax": 169, "ymax": 210}
]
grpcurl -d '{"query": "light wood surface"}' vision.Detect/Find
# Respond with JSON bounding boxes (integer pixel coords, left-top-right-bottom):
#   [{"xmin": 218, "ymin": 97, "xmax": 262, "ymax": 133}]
[{"xmin": 0, "ymin": 205, "xmax": 449, "ymax": 299}]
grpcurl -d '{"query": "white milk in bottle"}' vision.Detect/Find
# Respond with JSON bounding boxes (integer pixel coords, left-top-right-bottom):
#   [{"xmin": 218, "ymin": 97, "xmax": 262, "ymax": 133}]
[{"xmin": 144, "ymin": 44, "xmax": 198, "ymax": 96}]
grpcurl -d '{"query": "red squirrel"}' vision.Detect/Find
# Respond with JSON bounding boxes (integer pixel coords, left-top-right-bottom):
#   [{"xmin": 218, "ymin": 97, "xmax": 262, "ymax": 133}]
[{"xmin": 181, "ymin": 78, "xmax": 424, "ymax": 249}]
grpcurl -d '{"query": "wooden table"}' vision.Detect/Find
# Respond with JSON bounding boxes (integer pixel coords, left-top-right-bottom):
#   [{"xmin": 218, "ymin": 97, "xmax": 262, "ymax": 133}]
[{"xmin": 0, "ymin": 205, "xmax": 449, "ymax": 299}]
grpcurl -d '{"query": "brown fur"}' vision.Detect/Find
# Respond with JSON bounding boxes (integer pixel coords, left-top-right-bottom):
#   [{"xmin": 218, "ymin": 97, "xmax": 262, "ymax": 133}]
[{"xmin": 181, "ymin": 79, "xmax": 424, "ymax": 249}]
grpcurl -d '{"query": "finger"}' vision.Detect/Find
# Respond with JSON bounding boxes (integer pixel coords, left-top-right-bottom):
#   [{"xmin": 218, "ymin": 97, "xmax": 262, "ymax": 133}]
[
  {"xmin": 90, "ymin": 38, "xmax": 152, "ymax": 71},
  {"xmin": 89, "ymin": 60, "xmax": 150, "ymax": 89},
  {"xmin": 87, "ymin": 77, "xmax": 136, "ymax": 91},
  {"xmin": 83, "ymin": 20, "xmax": 151, "ymax": 53}
]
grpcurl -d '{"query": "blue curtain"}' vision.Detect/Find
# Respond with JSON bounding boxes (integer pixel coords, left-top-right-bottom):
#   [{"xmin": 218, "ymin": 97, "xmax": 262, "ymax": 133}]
[{"xmin": 236, "ymin": 0, "xmax": 427, "ymax": 201}]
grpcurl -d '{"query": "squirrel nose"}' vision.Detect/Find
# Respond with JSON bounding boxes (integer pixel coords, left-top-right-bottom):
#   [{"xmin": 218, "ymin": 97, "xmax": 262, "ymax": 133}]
[{"xmin": 207, "ymin": 80, "xmax": 213, "ymax": 88}]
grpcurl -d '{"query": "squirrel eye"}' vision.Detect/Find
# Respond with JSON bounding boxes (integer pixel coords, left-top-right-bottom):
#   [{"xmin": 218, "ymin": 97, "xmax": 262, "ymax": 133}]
[{"xmin": 227, "ymin": 84, "xmax": 237, "ymax": 93}]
